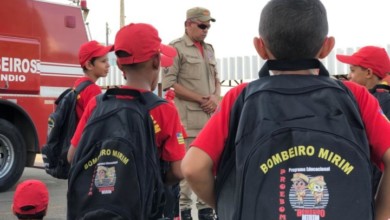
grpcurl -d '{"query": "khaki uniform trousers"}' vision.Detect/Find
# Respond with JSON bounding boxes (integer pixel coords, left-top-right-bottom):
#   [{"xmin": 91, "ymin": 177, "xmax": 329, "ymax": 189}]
[{"xmin": 180, "ymin": 137, "xmax": 210, "ymax": 211}]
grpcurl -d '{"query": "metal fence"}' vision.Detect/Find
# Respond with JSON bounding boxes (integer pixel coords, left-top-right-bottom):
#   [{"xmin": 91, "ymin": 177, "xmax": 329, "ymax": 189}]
[{"xmin": 98, "ymin": 45, "xmax": 390, "ymax": 87}]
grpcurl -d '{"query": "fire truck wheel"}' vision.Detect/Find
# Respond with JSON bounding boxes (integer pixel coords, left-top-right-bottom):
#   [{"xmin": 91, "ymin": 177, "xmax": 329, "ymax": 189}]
[{"xmin": 0, "ymin": 119, "xmax": 26, "ymax": 192}]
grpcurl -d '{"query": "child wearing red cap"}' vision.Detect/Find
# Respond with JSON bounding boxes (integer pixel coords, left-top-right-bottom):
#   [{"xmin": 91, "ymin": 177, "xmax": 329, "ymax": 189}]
[
  {"xmin": 337, "ymin": 46, "xmax": 390, "ymax": 90},
  {"xmin": 75, "ymin": 40, "xmax": 113, "ymax": 121},
  {"xmin": 12, "ymin": 179, "xmax": 49, "ymax": 220},
  {"xmin": 337, "ymin": 45, "xmax": 390, "ymax": 201},
  {"xmin": 337, "ymin": 46, "xmax": 390, "ymax": 125},
  {"xmin": 67, "ymin": 23, "xmax": 185, "ymax": 219}
]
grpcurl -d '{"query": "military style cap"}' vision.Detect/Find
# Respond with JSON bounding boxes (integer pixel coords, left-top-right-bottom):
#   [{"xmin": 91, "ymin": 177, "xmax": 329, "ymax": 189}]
[{"xmin": 186, "ymin": 7, "xmax": 216, "ymax": 22}]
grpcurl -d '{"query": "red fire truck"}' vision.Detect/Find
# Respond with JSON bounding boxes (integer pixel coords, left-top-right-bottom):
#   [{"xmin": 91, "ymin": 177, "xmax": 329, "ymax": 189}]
[{"xmin": 0, "ymin": 0, "xmax": 88, "ymax": 191}]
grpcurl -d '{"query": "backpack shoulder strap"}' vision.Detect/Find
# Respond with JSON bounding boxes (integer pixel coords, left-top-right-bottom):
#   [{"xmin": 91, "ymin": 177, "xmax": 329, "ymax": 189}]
[
  {"xmin": 55, "ymin": 88, "xmax": 72, "ymax": 105},
  {"xmin": 74, "ymin": 80, "xmax": 93, "ymax": 94},
  {"xmin": 369, "ymin": 84, "xmax": 390, "ymax": 93},
  {"xmin": 102, "ymin": 88, "xmax": 166, "ymax": 109},
  {"xmin": 215, "ymin": 85, "xmax": 247, "ymax": 207},
  {"xmin": 143, "ymin": 91, "xmax": 167, "ymax": 110},
  {"xmin": 217, "ymin": 86, "xmax": 247, "ymax": 173},
  {"xmin": 334, "ymin": 79, "xmax": 363, "ymax": 120},
  {"xmin": 55, "ymin": 80, "xmax": 93, "ymax": 105},
  {"xmin": 104, "ymin": 87, "xmax": 142, "ymax": 97}
]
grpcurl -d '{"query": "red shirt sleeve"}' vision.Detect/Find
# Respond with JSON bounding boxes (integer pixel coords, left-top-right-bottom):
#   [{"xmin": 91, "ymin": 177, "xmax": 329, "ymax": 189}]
[
  {"xmin": 150, "ymin": 102, "xmax": 186, "ymax": 162},
  {"xmin": 74, "ymin": 77, "xmax": 101, "ymax": 121},
  {"xmin": 191, "ymin": 83, "xmax": 248, "ymax": 172},
  {"xmin": 344, "ymin": 81, "xmax": 390, "ymax": 168},
  {"xmin": 71, "ymin": 97, "xmax": 98, "ymax": 148}
]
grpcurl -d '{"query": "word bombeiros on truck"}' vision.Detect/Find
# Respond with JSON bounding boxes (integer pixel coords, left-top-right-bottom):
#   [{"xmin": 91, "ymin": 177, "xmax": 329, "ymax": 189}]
[{"xmin": 0, "ymin": 0, "xmax": 89, "ymax": 191}]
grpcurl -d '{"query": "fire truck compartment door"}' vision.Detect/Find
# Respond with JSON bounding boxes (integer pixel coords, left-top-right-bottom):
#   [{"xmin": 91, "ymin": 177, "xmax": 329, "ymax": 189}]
[{"xmin": 0, "ymin": 36, "xmax": 40, "ymax": 94}]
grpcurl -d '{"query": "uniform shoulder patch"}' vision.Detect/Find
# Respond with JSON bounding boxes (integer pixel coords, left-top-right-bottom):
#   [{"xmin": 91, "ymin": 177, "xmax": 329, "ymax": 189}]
[
  {"xmin": 163, "ymin": 67, "xmax": 170, "ymax": 74},
  {"xmin": 206, "ymin": 43, "xmax": 215, "ymax": 52}
]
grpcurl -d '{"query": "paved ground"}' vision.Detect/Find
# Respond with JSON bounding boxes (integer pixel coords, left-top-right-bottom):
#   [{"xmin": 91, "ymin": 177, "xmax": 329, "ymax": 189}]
[
  {"xmin": 0, "ymin": 154, "xmax": 202, "ymax": 220},
  {"xmin": 0, "ymin": 154, "xmax": 67, "ymax": 220}
]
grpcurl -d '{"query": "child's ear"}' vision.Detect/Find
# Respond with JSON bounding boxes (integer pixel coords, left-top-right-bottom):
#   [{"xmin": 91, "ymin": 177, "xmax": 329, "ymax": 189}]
[
  {"xmin": 254, "ymin": 37, "xmax": 274, "ymax": 60},
  {"xmin": 318, "ymin": 37, "xmax": 335, "ymax": 59},
  {"xmin": 116, "ymin": 61, "xmax": 127, "ymax": 80},
  {"xmin": 153, "ymin": 54, "xmax": 160, "ymax": 70},
  {"xmin": 85, "ymin": 60, "xmax": 95, "ymax": 70},
  {"xmin": 116, "ymin": 60, "xmax": 124, "ymax": 71},
  {"xmin": 366, "ymin": 68, "xmax": 375, "ymax": 79}
]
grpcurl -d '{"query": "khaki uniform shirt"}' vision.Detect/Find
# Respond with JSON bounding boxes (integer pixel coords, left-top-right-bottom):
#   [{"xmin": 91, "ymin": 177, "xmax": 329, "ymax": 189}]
[{"xmin": 161, "ymin": 34, "xmax": 219, "ymax": 137}]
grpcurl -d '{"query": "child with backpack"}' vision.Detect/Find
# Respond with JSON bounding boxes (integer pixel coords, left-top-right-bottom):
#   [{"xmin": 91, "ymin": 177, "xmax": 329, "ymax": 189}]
[
  {"xmin": 67, "ymin": 23, "xmax": 186, "ymax": 220},
  {"xmin": 76, "ymin": 40, "xmax": 114, "ymax": 121},
  {"xmin": 41, "ymin": 41, "xmax": 113, "ymax": 179},
  {"xmin": 337, "ymin": 46, "xmax": 390, "ymax": 201},
  {"xmin": 181, "ymin": 0, "xmax": 390, "ymax": 219}
]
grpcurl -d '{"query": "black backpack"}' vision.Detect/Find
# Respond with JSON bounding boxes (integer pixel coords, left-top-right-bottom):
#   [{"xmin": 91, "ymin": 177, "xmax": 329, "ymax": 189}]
[
  {"xmin": 67, "ymin": 88, "xmax": 166, "ymax": 220},
  {"xmin": 370, "ymin": 84, "xmax": 390, "ymax": 119},
  {"xmin": 368, "ymin": 84, "xmax": 390, "ymax": 198},
  {"xmin": 216, "ymin": 60, "xmax": 373, "ymax": 220},
  {"xmin": 41, "ymin": 80, "xmax": 92, "ymax": 179}
]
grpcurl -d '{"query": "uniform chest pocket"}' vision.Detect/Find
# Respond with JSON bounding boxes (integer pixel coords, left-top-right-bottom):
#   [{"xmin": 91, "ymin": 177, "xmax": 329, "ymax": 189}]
[
  {"xmin": 181, "ymin": 57, "xmax": 203, "ymax": 80},
  {"xmin": 208, "ymin": 59, "xmax": 217, "ymax": 78}
]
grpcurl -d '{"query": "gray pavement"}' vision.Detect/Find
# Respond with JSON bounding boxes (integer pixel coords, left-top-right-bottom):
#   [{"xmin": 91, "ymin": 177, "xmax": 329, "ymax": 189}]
[{"xmin": 0, "ymin": 154, "xmax": 201, "ymax": 220}]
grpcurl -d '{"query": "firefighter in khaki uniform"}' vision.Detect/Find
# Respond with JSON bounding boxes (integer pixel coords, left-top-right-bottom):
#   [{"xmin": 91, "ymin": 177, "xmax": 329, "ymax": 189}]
[{"xmin": 162, "ymin": 6, "xmax": 220, "ymax": 220}]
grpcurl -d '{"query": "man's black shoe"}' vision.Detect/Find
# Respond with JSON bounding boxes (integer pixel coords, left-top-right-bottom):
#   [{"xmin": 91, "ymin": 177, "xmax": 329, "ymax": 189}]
[
  {"xmin": 181, "ymin": 209, "xmax": 192, "ymax": 220},
  {"xmin": 198, "ymin": 208, "xmax": 216, "ymax": 220}
]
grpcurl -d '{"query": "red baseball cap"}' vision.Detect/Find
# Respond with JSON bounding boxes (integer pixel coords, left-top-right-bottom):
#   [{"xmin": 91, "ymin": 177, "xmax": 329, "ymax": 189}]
[
  {"xmin": 114, "ymin": 23, "xmax": 177, "ymax": 67},
  {"xmin": 79, "ymin": 40, "xmax": 114, "ymax": 67},
  {"xmin": 12, "ymin": 179, "xmax": 49, "ymax": 215},
  {"xmin": 336, "ymin": 46, "xmax": 390, "ymax": 79}
]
